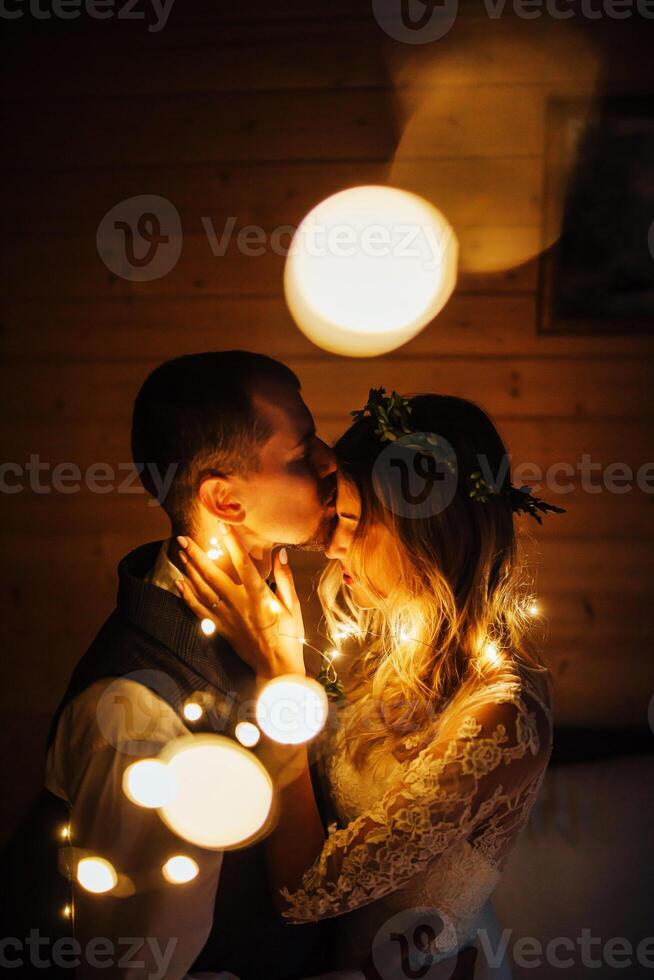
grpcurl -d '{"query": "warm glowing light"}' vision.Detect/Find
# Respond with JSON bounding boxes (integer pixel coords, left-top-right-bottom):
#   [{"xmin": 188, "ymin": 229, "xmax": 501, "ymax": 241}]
[
  {"xmin": 200, "ymin": 618, "xmax": 216, "ymax": 637},
  {"xmin": 77, "ymin": 857, "xmax": 118, "ymax": 894},
  {"xmin": 162, "ymin": 855, "xmax": 199, "ymax": 884},
  {"xmin": 326, "ymin": 649, "xmax": 339, "ymax": 660},
  {"xmin": 284, "ymin": 185, "xmax": 458, "ymax": 357},
  {"xmin": 159, "ymin": 735, "xmax": 273, "ymax": 848},
  {"xmin": 399, "ymin": 629, "xmax": 411, "ymax": 643},
  {"xmin": 62, "ymin": 905, "xmax": 72, "ymax": 918},
  {"xmin": 482, "ymin": 641, "xmax": 502, "ymax": 667},
  {"xmin": 183, "ymin": 702, "xmax": 203, "ymax": 722},
  {"xmin": 207, "ymin": 548, "xmax": 224, "ymax": 560},
  {"xmin": 268, "ymin": 598, "xmax": 282, "ymax": 615},
  {"xmin": 122, "ymin": 759, "xmax": 177, "ymax": 809},
  {"xmin": 60, "ymin": 824, "xmax": 70, "ymax": 840},
  {"xmin": 527, "ymin": 601, "xmax": 540, "ymax": 617},
  {"xmin": 256, "ymin": 675, "xmax": 328, "ymax": 745},
  {"xmin": 235, "ymin": 721, "xmax": 261, "ymax": 747}
]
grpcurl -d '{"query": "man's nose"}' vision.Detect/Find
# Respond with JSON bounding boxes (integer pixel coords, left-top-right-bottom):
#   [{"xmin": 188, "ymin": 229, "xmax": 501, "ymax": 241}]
[{"xmin": 313, "ymin": 437, "xmax": 337, "ymax": 479}]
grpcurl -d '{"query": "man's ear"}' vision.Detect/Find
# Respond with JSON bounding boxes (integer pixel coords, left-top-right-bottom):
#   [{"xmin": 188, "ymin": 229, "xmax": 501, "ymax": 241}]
[{"xmin": 197, "ymin": 475, "xmax": 246, "ymax": 525}]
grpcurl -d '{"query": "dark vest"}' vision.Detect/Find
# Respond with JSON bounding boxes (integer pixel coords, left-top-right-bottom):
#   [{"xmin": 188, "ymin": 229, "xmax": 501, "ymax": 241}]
[{"xmin": 25, "ymin": 541, "xmax": 328, "ymax": 979}]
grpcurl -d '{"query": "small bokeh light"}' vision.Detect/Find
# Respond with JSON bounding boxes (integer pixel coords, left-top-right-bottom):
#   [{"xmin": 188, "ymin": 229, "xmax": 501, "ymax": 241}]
[
  {"xmin": 122, "ymin": 759, "xmax": 177, "ymax": 809},
  {"xmin": 76, "ymin": 856, "xmax": 118, "ymax": 894},
  {"xmin": 162, "ymin": 855, "xmax": 199, "ymax": 884}
]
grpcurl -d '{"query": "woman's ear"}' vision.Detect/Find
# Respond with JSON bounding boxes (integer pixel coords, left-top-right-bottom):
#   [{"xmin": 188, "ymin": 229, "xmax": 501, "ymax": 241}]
[{"xmin": 197, "ymin": 475, "xmax": 246, "ymax": 525}]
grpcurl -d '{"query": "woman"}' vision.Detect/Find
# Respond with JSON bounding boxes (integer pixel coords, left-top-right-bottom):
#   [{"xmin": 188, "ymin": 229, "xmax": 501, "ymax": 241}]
[{"xmin": 176, "ymin": 391, "xmax": 559, "ymax": 978}]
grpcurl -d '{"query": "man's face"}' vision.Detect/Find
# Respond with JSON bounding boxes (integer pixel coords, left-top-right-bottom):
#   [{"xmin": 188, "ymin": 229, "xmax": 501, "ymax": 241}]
[{"xmin": 229, "ymin": 383, "xmax": 337, "ymax": 549}]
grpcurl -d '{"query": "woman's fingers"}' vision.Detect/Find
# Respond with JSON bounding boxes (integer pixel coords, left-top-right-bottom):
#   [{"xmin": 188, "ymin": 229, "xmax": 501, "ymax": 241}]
[
  {"xmin": 273, "ymin": 548, "xmax": 299, "ymax": 616},
  {"xmin": 177, "ymin": 535, "xmax": 238, "ymax": 604},
  {"xmin": 216, "ymin": 524, "xmax": 261, "ymax": 589},
  {"xmin": 175, "ymin": 578, "xmax": 226, "ymax": 635},
  {"xmin": 179, "ymin": 551, "xmax": 223, "ymax": 610}
]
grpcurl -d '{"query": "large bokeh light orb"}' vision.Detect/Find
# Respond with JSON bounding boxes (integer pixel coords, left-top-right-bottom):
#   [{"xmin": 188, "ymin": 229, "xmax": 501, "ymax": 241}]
[
  {"xmin": 158, "ymin": 735, "xmax": 272, "ymax": 850},
  {"xmin": 284, "ymin": 185, "xmax": 458, "ymax": 357}
]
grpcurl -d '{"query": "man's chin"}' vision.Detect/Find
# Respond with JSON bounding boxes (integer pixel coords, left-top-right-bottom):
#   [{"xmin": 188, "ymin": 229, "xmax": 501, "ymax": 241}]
[{"xmin": 294, "ymin": 512, "xmax": 337, "ymax": 553}]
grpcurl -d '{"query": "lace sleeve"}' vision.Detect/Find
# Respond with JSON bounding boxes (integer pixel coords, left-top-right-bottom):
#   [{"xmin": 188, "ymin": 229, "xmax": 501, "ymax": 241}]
[{"xmin": 279, "ymin": 681, "xmax": 552, "ymax": 923}]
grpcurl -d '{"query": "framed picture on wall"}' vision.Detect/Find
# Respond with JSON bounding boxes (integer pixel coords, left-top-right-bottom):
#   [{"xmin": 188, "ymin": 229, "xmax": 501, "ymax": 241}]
[{"xmin": 538, "ymin": 97, "xmax": 654, "ymax": 335}]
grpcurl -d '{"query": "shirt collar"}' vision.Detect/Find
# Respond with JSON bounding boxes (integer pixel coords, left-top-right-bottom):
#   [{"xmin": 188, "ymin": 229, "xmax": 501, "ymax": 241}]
[{"xmin": 116, "ymin": 540, "xmax": 254, "ymax": 699}]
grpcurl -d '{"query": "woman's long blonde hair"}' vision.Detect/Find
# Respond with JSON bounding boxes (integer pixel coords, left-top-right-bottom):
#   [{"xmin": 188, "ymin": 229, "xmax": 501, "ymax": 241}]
[{"xmin": 318, "ymin": 393, "xmax": 553, "ymax": 770}]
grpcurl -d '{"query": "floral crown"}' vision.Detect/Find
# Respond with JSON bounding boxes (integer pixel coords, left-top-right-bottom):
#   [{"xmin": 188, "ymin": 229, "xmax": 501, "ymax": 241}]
[{"xmin": 351, "ymin": 387, "xmax": 566, "ymax": 525}]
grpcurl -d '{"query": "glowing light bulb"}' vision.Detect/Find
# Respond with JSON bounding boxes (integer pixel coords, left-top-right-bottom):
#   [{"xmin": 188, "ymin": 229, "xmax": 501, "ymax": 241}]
[
  {"xmin": 62, "ymin": 905, "xmax": 72, "ymax": 918},
  {"xmin": 482, "ymin": 641, "xmax": 502, "ymax": 667},
  {"xmin": 159, "ymin": 734, "xmax": 273, "ymax": 848},
  {"xmin": 201, "ymin": 618, "xmax": 216, "ymax": 637},
  {"xmin": 162, "ymin": 855, "xmax": 199, "ymax": 884},
  {"xmin": 207, "ymin": 548, "xmax": 224, "ymax": 560},
  {"xmin": 256, "ymin": 675, "xmax": 328, "ymax": 745},
  {"xmin": 183, "ymin": 702, "xmax": 203, "ymax": 722},
  {"xmin": 123, "ymin": 759, "xmax": 177, "ymax": 809},
  {"xmin": 527, "ymin": 601, "xmax": 540, "ymax": 617},
  {"xmin": 284, "ymin": 185, "xmax": 458, "ymax": 357},
  {"xmin": 235, "ymin": 721, "xmax": 261, "ymax": 747},
  {"xmin": 60, "ymin": 824, "xmax": 70, "ymax": 840},
  {"xmin": 326, "ymin": 649, "xmax": 339, "ymax": 660},
  {"xmin": 77, "ymin": 857, "xmax": 118, "ymax": 894}
]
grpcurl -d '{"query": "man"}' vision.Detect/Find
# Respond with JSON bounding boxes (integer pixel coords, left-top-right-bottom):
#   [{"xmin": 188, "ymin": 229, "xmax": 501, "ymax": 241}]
[{"xmin": 45, "ymin": 351, "xmax": 337, "ymax": 978}]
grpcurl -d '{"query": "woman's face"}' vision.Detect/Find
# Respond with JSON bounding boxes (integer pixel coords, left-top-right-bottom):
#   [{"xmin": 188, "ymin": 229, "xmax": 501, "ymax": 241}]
[{"xmin": 325, "ymin": 471, "xmax": 401, "ymax": 608}]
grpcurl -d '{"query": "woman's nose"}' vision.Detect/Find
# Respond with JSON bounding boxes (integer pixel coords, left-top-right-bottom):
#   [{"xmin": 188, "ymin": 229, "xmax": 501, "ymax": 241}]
[{"xmin": 325, "ymin": 525, "xmax": 348, "ymax": 561}]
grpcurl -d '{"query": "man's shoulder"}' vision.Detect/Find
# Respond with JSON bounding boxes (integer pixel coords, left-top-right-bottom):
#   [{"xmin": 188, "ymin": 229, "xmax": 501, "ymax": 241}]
[{"xmin": 55, "ymin": 676, "xmax": 188, "ymax": 758}]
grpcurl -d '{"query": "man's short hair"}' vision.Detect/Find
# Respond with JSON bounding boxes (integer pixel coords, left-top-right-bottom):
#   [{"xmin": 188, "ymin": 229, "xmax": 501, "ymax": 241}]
[{"xmin": 131, "ymin": 350, "xmax": 300, "ymax": 528}]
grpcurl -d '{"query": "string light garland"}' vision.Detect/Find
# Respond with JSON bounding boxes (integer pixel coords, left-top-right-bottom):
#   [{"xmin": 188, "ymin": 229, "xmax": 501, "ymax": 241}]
[
  {"xmin": 200, "ymin": 618, "xmax": 216, "ymax": 637},
  {"xmin": 207, "ymin": 537, "xmax": 225, "ymax": 560}
]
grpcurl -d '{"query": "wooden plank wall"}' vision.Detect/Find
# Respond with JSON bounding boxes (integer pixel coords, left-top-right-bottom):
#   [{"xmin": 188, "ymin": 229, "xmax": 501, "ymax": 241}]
[{"xmin": 1, "ymin": 1, "xmax": 653, "ymax": 836}]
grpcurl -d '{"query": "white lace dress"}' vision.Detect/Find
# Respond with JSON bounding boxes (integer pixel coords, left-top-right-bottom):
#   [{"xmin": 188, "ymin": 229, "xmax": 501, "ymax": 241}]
[{"xmin": 280, "ymin": 669, "xmax": 554, "ymax": 978}]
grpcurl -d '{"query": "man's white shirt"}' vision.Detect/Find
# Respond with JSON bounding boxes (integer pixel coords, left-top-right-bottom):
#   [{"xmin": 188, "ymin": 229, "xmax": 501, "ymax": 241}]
[{"xmin": 45, "ymin": 541, "xmax": 224, "ymax": 979}]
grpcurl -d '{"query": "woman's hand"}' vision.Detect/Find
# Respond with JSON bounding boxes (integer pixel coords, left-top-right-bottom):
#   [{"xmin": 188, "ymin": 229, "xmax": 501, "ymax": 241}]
[{"xmin": 174, "ymin": 527, "xmax": 306, "ymax": 681}]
